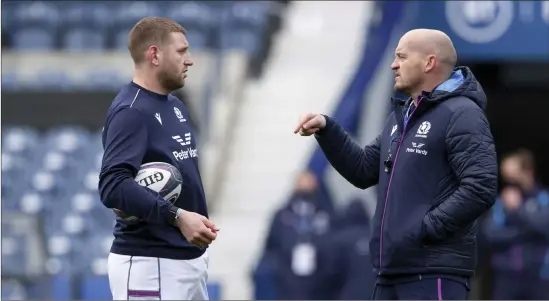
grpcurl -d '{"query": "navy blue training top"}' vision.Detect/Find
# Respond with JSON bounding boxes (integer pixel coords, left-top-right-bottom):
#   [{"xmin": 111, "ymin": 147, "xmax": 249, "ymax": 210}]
[{"xmin": 98, "ymin": 81, "xmax": 208, "ymax": 260}]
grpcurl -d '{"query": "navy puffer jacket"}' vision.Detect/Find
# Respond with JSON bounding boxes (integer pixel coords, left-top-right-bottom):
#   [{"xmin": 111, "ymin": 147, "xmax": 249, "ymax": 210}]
[{"xmin": 315, "ymin": 66, "xmax": 498, "ymax": 277}]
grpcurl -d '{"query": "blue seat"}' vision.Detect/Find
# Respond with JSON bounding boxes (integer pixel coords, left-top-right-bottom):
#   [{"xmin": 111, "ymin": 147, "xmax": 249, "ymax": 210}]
[
  {"xmin": 28, "ymin": 70, "xmax": 73, "ymax": 90},
  {"xmin": 1, "ymin": 279, "xmax": 28, "ymax": 300},
  {"xmin": 111, "ymin": 1, "xmax": 162, "ymax": 50},
  {"xmin": 71, "ymin": 186, "xmax": 116, "ymax": 232},
  {"xmin": 71, "ymin": 193, "xmax": 116, "ymax": 234},
  {"xmin": 114, "ymin": 1, "xmax": 161, "ymax": 25},
  {"xmin": 166, "ymin": 2, "xmax": 216, "ymax": 50},
  {"xmin": 40, "ymin": 151, "xmax": 75, "ymax": 177},
  {"xmin": 43, "ymin": 203, "xmax": 90, "ymax": 238},
  {"xmin": 60, "ymin": 212, "xmax": 90, "ymax": 237},
  {"xmin": 59, "ymin": 2, "xmax": 111, "ymax": 52},
  {"xmin": 63, "ymin": 28, "xmax": 106, "ymax": 51},
  {"xmin": 43, "ymin": 126, "xmax": 91, "ymax": 158},
  {"xmin": 87, "ymin": 232, "xmax": 114, "ymax": 261},
  {"xmin": 39, "ymin": 150, "xmax": 88, "ymax": 186},
  {"xmin": 83, "ymin": 70, "xmax": 125, "ymax": 90},
  {"xmin": 46, "ymin": 234, "xmax": 86, "ymax": 270},
  {"xmin": 219, "ymin": 2, "xmax": 270, "ymax": 54},
  {"xmin": 30, "ymin": 170, "xmax": 68, "ymax": 201},
  {"xmin": 17, "ymin": 192, "xmax": 51, "ymax": 215},
  {"xmin": 27, "ymin": 259, "xmax": 75, "ymax": 299},
  {"xmin": 45, "ymin": 255, "xmax": 77, "ymax": 277},
  {"xmin": 13, "ymin": 1, "xmax": 60, "ymax": 27},
  {"xmin": 71, "ymin": 191, "xmax": 100, "ymax": 215},
  {"xmin": 12, "ymin": 28, "xmax": 55, "ymax": 51},
  {"xmin": 185, "ymin": 31, "xmax": 209, "ymax": 50},
  {"xmin": 89, "ymin": 208, "xmax": 117, "ymax": 236},
  {"xmin": 44, "ymin": 210, "xmax": 66, "ymax": 237},
  {"xmin": 2, "ymin": 152, "xmax": 32, "ymax": 186},
  {"xmin": 113, "ymin": 27, "xmax": 132, "ymax": 50},
  {"xmin": 2, "ymin": 127, "xmax": 40, "ymax": 161},
  {"xmin": 81, "ymin": 170, "xmax": 100, "ymax": 192},
  {"xmin": 11, "ymin": 1, "xmax": 60, "ymax": 50},
  {"xmin": 60, "ymin": 2, "xmax": 112, "ymax": 28},
  {"xmin": 166, "ymin": 1, "xmax": 216, "ymax": 23},
  {"xmin": 1, "ymin": 235, "xmax": 28, "ymax": 277}
]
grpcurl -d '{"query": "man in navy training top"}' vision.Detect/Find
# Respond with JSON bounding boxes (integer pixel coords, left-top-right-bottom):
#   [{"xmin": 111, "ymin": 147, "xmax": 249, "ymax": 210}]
[
  {"xmin": 294, "ymin": 28, "xmax": 498, "ymax": 300},
  {"xmin": 98, "ymin": 17, "xmax": 219, "ymax": 300}
]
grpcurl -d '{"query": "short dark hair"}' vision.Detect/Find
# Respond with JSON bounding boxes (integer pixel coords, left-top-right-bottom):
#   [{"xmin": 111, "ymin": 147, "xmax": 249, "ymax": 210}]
[{"xmin": 128, "ymin": 17, "xmax": 187, "ymax": 64}]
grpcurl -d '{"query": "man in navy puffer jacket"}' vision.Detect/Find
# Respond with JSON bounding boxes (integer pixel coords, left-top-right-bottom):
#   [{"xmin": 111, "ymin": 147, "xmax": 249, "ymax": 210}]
[{"xmin": 294, "ymin": 29, "xmax": 498, "ymax": 299}]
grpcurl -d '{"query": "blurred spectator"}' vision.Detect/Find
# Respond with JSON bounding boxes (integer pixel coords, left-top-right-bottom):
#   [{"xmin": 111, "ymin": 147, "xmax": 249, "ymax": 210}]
[
  {"xmin": 251, "ymin": 251, "xmax": 278, "ymax": 300},
  {"xmin": 258, "ymin": 171, "xmax": 334, "ymax": 299},
  {"xmin": 482, "ymin": 149, "xmax": 549, "ymax": 300},
  {"xmin": 315, "ymin": 198, "xmax": 376, "ymax": 300}
]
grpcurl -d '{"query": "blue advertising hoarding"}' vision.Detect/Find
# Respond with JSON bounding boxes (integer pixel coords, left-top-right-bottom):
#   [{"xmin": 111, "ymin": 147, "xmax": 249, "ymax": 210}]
[{"xmin": 412, "ymin": 1, "xmax": 549, "ymax": 62}]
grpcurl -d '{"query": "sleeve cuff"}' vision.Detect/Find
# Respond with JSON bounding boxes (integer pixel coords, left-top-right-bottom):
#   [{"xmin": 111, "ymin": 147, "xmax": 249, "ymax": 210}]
[
  {"xmin": 167, "ymin": 205, "xmax": 180, "ymax": 226},
  {"xmin": 314, "ymin": 115, "xmax": 336, "ymax": 137}
]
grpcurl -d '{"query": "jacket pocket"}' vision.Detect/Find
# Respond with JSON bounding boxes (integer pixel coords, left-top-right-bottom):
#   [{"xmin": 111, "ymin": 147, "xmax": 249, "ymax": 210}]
[
  {"xmin": 399, "ymin": 207, "xmax": 431, "ymax": 248},
  {"xmin": 381, "ymin": 206, "xmax": 430, "ymax": 268}
]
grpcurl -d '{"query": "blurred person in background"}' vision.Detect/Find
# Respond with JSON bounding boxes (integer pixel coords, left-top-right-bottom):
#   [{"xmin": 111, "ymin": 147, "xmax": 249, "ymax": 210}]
[
  {"xmin": 260, "ymin": 170, "xmax": 334, "ymax": 299},
  {"xmin": 294, "ymin": 28, "xmax": 498, "ymax": 300},
  {"xmin": 98, "ymin": 17, "xmax": 218, "ymax": 300},
  {"xmin": 482, "ymin": 149, "xmax": 549, "ymax": 300},
  {"xmin": 315, "ymin": 198, "xmax": 376, "ymax": 299}
]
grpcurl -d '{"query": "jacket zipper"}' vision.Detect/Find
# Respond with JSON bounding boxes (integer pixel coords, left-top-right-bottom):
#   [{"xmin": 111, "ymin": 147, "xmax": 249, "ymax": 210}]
[{"xmin": 378, "ymin": 98, "xmax": 422, "ymax": 274}]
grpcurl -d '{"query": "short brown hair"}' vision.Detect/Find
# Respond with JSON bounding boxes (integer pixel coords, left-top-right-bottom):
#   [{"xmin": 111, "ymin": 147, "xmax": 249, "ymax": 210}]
[
  {"xmin": 502, "ymin": 148, "xmax": 535, "ymax": 172},
  {"xmin": 128, "ymin": 17, "xmax": 187, "ymax": 64}
]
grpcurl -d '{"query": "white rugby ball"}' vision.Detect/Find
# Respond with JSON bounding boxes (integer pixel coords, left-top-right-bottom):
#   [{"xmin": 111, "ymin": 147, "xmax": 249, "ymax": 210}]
[
  {"xmin": 134, "ymin": 162, "xmax": 183, "ymax": 203},
  {"xmin": 114, "ymin": 162, "xmax": 183, "ymax": 221}
]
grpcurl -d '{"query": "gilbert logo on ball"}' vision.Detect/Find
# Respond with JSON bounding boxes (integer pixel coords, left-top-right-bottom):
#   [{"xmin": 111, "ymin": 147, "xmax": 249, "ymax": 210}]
[
  {"xmin": 113, "ymin": 162, "xmax": 183, "ymax": 221},
  {"xmin": 136, "ymin": 171, "xmax": 165, "ymax": 187}
]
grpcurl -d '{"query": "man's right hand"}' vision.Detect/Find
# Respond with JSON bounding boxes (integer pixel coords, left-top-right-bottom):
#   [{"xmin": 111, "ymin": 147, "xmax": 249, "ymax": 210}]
[
  {"xmin": 501, "ymin": 186, "xmax": 522, "ymax": 212},
  {"xmin": 294, "ymin": 113, "xmax": 326, "ymax": 136},
  {"xmin": 176, "ymin": 209, "xmax": 219, "ymax": 248}
]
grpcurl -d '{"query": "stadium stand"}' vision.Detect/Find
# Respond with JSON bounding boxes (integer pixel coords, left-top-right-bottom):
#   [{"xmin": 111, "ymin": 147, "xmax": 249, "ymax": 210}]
[
  {"xmin": 1, "ymin": 1, "xmax": 287, "ymax": 299},
  {"xmin": 7, "ymin": 1, "xmax": 547, "ymax": 300}
]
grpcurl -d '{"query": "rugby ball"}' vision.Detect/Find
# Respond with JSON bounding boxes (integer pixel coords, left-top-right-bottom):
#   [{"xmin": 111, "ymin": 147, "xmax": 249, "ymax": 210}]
[{"xmin": 114, "ymin": 162, "xmax": 183, "ymax": 221}]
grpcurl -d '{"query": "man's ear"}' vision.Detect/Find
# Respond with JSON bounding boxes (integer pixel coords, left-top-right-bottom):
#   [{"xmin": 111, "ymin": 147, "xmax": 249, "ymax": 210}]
[
  {"xmin": 146, "ymin": 45, "xmax": 160, "ymax": 66},
  {"xmin": 424, "ymin": 54, "xmax": 436, "ymax": 73}
]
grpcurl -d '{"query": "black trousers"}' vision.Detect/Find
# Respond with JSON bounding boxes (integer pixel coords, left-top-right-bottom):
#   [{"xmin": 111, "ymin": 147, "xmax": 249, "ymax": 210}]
[{"xmin": 372, "ymin": 277, "xmax": 469, "ymax": 300}]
